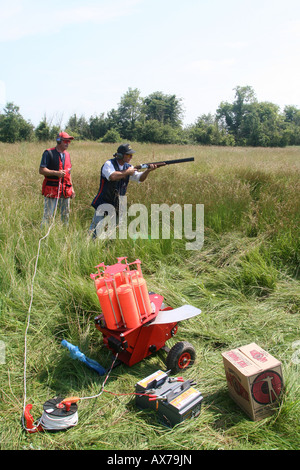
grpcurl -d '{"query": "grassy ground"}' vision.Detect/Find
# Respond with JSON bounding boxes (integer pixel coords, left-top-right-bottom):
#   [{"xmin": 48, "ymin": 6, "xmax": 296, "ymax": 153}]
[{"xmin": 0, "ymin": 141, "xmax": 299, "ymax": 451}]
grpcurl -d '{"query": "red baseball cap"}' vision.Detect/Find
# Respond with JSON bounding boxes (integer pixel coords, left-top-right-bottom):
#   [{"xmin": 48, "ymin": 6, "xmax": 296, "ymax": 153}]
[{"xmin": 57, "ymin": 131, "xmax": 74, "ymax": 142}]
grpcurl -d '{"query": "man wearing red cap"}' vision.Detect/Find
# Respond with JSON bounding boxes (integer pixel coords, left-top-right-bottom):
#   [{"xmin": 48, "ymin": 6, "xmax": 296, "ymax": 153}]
[{"xmin": 39, "ymin": 132, "xmax": 75, "ymax": 226}]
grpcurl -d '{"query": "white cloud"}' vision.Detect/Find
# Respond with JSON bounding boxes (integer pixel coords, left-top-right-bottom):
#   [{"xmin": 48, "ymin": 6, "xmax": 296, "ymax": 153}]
[
  {"xmin": 0, "ymin": 0, "xmax": 142, "ymax": 42},
  {"xmin": 281, "ymin": 20, "xmax": 300, "ymax": 39},
  {"xmin": 61, "ymin": 1, "xmax": 139, "ymax": 23},
  {"xmin": 188, "ymin": 58, "xmax": 235, "ymax": 73},
  {"xmin": 0, "ymin": 0, "xmax": 23, "ymax": 19},
  {"xmin": 224, "ymin": 41, "xmax": 249, "ymax": 50}
]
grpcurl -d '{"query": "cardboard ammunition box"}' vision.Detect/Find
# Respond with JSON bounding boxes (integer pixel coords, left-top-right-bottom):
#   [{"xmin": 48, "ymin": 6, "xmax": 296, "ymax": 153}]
[{"xmin": 222, "ymin": 343, "xmax": 283, "ymax": 421}]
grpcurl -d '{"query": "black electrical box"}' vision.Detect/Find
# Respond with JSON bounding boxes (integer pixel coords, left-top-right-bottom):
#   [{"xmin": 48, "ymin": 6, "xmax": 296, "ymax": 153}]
[{"xmin": 135, "ymin": 370, "xmax": 203, "ymax": 427}]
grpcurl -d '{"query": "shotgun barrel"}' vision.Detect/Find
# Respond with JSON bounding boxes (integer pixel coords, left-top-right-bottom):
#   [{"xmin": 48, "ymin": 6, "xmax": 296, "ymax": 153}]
[{"xmin": 135, "ymin": 157, "xmax": 194, "ymax": 170}]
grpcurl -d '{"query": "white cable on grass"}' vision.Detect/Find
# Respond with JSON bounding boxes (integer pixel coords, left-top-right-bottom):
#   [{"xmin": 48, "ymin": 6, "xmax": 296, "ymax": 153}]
[
  {"xmin": 22, "ymin": 182, "xmax": 61, "ymax": 431},
  {"xmin": 79, "ymin": 352, "xmax": 119, "ymax": 401},
  {"xmin": 38, "ymin": 410, "xmax": 79, "ymax": 431},
  {"xmin": 22, "ymin": 181, "xmax": 120, "ymax": 432}
]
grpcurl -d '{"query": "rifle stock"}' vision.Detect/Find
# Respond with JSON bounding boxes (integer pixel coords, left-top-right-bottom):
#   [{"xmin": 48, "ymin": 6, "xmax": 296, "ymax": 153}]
[{"xmin": 134, "ymin": 157, "xmax": 194, "ymax": 170}]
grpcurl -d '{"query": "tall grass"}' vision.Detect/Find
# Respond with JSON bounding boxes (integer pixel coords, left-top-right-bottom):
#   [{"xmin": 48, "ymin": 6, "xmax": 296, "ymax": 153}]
[{"xmin": 0, "ymin": 142, "xmax": 299, "ymax": 450}]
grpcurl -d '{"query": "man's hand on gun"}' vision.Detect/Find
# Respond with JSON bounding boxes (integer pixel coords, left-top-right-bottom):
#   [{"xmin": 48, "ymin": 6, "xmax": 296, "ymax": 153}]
[{"xmin": 143, "ymin": 163, "xmax": 161, "ymax": 171}]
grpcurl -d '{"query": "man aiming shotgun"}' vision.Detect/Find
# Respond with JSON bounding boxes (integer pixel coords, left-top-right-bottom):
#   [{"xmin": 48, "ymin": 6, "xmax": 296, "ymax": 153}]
[{"xmin": 89, "ymin": 143, "xmax": 194, "ymax": 238}]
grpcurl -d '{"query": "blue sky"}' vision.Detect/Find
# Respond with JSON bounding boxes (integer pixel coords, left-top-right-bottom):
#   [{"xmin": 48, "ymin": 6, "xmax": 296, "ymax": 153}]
[{"xmin": 0, "ymin": 0, "xmax": 300, "ymax": 127}]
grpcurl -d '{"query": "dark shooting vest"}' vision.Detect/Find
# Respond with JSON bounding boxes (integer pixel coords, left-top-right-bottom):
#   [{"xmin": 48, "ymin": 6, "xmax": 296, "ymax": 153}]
[
  {"xmin": 91, "ymin": 158, "xmax": 131, "ymax": 212},
  {"xmin": 41, "ymin": 148, "xmax": 73, "ymax": 198}
]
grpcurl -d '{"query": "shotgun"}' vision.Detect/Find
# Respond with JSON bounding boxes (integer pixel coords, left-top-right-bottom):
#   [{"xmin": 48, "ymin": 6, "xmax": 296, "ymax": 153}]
[{"xmin": 134, "ymin": 157, "xmax": 194, "ymax": 170}]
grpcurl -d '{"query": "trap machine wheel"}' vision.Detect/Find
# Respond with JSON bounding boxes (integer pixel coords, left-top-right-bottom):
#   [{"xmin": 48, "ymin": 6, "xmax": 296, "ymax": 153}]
[{"xmin": 166, "ymin": 341, "xmax": 196, "ymax": 373}]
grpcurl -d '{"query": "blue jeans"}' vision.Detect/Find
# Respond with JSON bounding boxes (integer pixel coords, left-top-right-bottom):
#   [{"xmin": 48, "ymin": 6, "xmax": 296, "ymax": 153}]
[
  {"xmin": 89, "ymin": 211, "xmax": 106, "ymax": 238},
  {"xmin": 41, "ymin": 197, "xmax": 70, "ymax": 226},
  {"xmin": 89, "ymin": 207, "xmax": 118, "ymax": 239}
]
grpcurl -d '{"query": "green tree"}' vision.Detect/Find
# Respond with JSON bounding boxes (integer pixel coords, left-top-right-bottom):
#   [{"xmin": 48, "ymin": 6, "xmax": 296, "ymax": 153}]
[
  {"xmin": 216, "ymin": 86, "xmax": 257, "ymax": 144},
  {"xmin": 35, "ymin": 117, "xmax": 51, "ymax": 141},
  {"xmin": 89, "ymin": 113, "xmax": 108, "ymax": 140},
  {"xmin": 135, "ymin": 119, "xmax": 182, "ymax": 144},
  {"xmin": 283, "ymin": 106, "xmax": 300, "ymax": 145},
  {"xmin": 101, "ymin": 128, "xmax": 121, "ymax": 143},
  {"xmin": 105, "ymin": 109, "xmax": 120, "ymax": 133},
  {"xmin": 65, "ymin": 114, "xmax": 91, "ymax": 140},
  {"xmin": 143, "ymin": 91, "xmax": 183, "ymax": 127},
  {"xmin": 35, "ymin": 116, "xmax": 60, "ymax": 142},
  {"xmin": 0, "ymin": 102, "xmax": 33, "ymax": 143},
  {"xmin": 216, "ymin": 86, "xmax": 290, "ymax": 147},
  {"xmin": 248, "ymin": 102, "xmax": 285, "ymax": 147},
  {"xmin": 116, "ymin": 88, "xmax": 143, "ymax": 140},
  {"xmin": 283, "ymin": 105, "xmax": 300, "ymax": 124},
  {"xmin": 188, "ymin": 114, "xmax": 235, "ymax": 146}
]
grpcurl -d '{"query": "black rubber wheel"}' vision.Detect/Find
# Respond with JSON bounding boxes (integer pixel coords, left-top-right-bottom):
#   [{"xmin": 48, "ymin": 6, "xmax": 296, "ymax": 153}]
[{"xmin": 166, "ymin": 341, "xmax": 196, "ymax": 373}]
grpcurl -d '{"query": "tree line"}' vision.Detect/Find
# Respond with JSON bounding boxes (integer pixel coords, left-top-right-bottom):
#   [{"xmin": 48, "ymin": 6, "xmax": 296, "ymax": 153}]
[{"xmin": 1, "ymin": 86, "xmax": 299, "ymax": 147}]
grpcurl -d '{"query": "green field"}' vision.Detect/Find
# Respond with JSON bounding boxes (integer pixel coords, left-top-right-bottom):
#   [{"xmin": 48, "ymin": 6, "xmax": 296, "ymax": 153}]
[{"xmin": 0, "ymin": 141, "xmax": 299, "ymax": 451}]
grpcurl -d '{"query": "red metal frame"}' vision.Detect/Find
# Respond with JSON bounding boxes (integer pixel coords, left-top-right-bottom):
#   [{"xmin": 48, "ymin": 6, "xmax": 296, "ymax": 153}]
[
  {"xmin": 95, "ymin": 293, "xmax": 178, "ymax": 367},
  {"xmin": 92, "ymin": 258, "xmax": 181, "ymax": 368},
  {"xmin": 23, "ymin": 404, "xmax": 44, "ymax": 433}
]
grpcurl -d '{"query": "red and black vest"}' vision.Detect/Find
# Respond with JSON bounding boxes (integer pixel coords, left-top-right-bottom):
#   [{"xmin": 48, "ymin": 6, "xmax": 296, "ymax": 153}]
[{"xmin": 41, "ymin": 148, "xmax": 73, "ymax": 198}]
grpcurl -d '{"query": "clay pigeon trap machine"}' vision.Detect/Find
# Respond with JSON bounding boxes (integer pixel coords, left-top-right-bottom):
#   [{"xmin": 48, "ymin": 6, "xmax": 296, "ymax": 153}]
[
  {"xmin": 22, "ymin": 257, "xmax": 202, "ymax": 434},
  {"xmin": 91, "ymin": 257, "xmax": 201, "ymax": 372}
]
